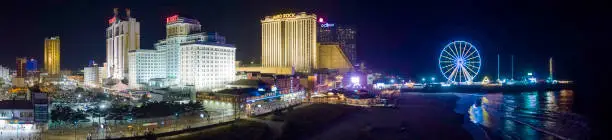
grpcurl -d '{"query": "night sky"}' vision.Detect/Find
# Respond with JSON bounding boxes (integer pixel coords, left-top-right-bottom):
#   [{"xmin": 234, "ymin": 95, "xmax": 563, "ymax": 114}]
[{"xmin": 0, "ymin": 0, "xmax": 602, "ymax": 81}]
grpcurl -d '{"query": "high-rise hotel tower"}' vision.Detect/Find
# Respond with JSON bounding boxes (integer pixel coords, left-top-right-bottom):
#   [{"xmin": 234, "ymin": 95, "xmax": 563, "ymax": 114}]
[
  {"xmin": 261, "ymin": 12, "xmax": 317, "ymax": 73},
  {"xmin": 128, "ymin": 15, "xmax": 235, "ymax": 91},
  {"xmin": 106, "ymin": 8, "xmax": 140, "ymax": 80},
  {"xmin": 44, "ymin": 36, "xmax": 60, "ymax": 76}
]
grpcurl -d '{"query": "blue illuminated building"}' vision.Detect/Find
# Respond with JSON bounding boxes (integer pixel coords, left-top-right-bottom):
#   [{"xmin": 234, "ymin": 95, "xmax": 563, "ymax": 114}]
[
  {"xmin": 26, "ymin": 58, "xmax": 37, "ymax": 72},
  {"xmin": 88, "ymin": 60, "xmax": 96, "ymax": 67}
]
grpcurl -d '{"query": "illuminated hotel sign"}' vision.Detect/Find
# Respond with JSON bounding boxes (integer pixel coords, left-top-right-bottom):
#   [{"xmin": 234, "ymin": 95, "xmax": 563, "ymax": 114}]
[
  {"xmin": 108, "ymin": 17, "xmax": 116, "ymax": 24},
  {"xmin": 321, "ymin": 23, "xmax": 335, "ymax": 28},
  {"xmin": 272, "ymin": 13, "xmax": 296, "ymax": 19},
  {"xmin": 166, "ymin": 15, "xmax": 179, "ymax": 23}
]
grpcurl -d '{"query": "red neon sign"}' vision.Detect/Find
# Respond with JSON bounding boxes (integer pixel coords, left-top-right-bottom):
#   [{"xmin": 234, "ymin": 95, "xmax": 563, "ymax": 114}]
[
  {"xmin": 108, "ymin": 17, "xmax": 116, "ymax": 24},
  {"xmin": 166, "ymin": 15, "xmax": 179, "ymax": 23}
]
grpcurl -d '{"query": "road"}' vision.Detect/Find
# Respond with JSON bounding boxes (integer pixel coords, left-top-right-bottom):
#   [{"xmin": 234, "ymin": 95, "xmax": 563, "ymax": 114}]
[{"xmin": 0, "ymin": 110, "xmax": 236, "ymax": 140}]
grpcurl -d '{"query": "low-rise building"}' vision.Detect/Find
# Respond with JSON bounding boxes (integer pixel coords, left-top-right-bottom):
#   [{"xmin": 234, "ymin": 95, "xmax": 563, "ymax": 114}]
[
  {"xmin": 198, "ymin": 76, "xmax": 305, "ymax": 116},
  {"xmin": 0, "ymin": 100, "xmax": 37, "ymax": 132}
]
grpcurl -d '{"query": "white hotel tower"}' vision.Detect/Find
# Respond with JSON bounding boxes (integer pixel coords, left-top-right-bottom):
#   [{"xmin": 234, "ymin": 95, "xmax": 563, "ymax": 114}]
[
  {"xmin": 106, "ymin": 8, "xmax": 140, "ymax": 80},
  {"xmin": 128, "ymin": 15, "xmax": 235, "ymax": 91}
]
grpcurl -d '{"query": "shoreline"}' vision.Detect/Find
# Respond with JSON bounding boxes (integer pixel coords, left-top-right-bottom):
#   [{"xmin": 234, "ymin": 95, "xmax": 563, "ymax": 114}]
[{"xmin": 309, "ymin": 93, "xmax": 473, "ymax": 140}]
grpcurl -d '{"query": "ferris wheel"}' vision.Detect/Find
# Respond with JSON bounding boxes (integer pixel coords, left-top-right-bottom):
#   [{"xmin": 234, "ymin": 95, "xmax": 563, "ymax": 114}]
[{"xmin": 439, "ymin": 41, "xmax": 481, "ymax": 83}]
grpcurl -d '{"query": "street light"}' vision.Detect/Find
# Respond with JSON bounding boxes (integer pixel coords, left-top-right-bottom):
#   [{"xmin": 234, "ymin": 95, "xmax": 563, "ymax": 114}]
[
  {"xmin": 431, "ymin": 77, "xmax": 435, "ymax": 81},
  {"xmin": 421, "ymin": 78, "xmax": 426, "ymax": 82}
]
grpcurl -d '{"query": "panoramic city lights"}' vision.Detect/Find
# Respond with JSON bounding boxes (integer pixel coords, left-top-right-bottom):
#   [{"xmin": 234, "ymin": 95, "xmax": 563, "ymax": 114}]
[{"xmin": 0, "ymin": 2, "xmax": 585, "ymax": 140}]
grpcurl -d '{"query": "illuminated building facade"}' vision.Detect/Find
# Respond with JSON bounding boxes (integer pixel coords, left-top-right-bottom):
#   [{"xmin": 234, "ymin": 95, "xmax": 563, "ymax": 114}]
[
  {"xmin": 0, "ymin": 65, "xmax": 9, "ymax": 82},
  {"xmin": 16, "ymin": 57, "xmax": 27, "ymax": 78},
  {"xmin": 317, "ymin": 42, "xmax": 353, "ymax": 73},
  {"xmin": 128, "ymin": 15, "xmax": 235, "ymax": 91},
  {"xmin": 106, "ymin": 8, "xmax": 140, "ymax": 80},
  {"xmin": 98, "ymin": 63, "xmax": 108, "ymax": 84},
  {"xmin": 84, "ymin": 62, "xmax": 100, "ymax": 87},
  {"xmin": 179, "ymin": 43, "xmax": 236, "ymax": 91},
  {"xmin": 261, "ymin": 12, "xmax": 318, "ymax": 73},
  {"xmin": 317, "ymin": 22, "xmax": 336, "ymax": 42},
  {"xmin": 128, "ymin": 49, "xmax": 165, "ymax": 88},
  {"xmin": 44, "ymin": 37, "xmax": 60, "ymax": 76},
  {"xmin": 0, "ymin": 100, "xmax": 36, "ymax": 131},
  {"xmin": 26, "ymin": 58, "xmax": 38, "ymax": 72}
]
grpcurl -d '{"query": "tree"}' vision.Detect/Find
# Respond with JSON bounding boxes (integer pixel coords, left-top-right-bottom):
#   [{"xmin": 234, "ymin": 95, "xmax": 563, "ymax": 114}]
[
  {"xmin": 94, "ymin": 93, "xmax": 109, "ymax": 101},
  {"xmin": 75, "ymin": 87, "xmax": 85, "ymax": 93},
  {"xmin": 51, "ymin": 106, "xmax": 88, "ymax": 124}
]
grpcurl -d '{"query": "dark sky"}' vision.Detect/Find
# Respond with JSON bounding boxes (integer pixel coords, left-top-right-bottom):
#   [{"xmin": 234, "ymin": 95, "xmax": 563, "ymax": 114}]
[{"xmin": 0, "ymin": 0, "xmax": 602, "ymax": 81}]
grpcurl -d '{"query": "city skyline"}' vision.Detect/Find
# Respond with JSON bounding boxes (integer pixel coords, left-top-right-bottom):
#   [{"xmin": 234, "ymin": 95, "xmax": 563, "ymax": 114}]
[
  {"xmin": 0, "ymin": 1, "xmax": 607, "ymax": 139},
  {"xmin": 0, "ymin": 0, "xmax": 592, "ymax": 80}
]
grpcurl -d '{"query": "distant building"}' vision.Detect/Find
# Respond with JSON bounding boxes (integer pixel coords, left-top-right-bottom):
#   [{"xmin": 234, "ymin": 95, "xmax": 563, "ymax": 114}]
[
  {"xmin": 107, "ymin": 8, "xmax": 140, "ymax": 80},
  {"xmin": 337, "ymin": 25, "xmax": 357, "ymax": 65},
  {"xmin": 44, "ymin": 36, "xmax": 61, "ymax": 76},
  {"xmin": 26, "ymin": 58, "xmax": 38, "ymax": 72},
  {"xmin": 261, "ymin": 12, "xmax": 318, "ymax": 73},
  {"xmin": 317, "ymin": 23, "xmax": 357, "ymax": 65},
  {"xmin": 128, "ymin": 15, "xmax": 235, "ymax": 91},
  {"xmin": 99, "ymin": 63, "xmax": 108, "ymax": 84},
  {"xmin": 84, "ymin": 62, "xmax": 100, "ymax": 87},
  {"xmin": 317, "ymin": 22, "xmax": 337, "ymax": 42},
  {"xmin": 60, "ymin": 70, "xmax": 72, "ymax": 77},
  {"xmin": 0, "ymin": 65, "xmax": 9, "ymax": 82},
  {"xmin": 16, "ymin": 57, "xmax": 27, "ymax": 78}
]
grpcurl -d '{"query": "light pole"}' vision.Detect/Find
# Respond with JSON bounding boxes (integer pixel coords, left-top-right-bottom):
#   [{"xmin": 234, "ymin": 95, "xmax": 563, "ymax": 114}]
[{"xmin": 74, "ymin": 121, "xmax": 78, "ymax": 140}]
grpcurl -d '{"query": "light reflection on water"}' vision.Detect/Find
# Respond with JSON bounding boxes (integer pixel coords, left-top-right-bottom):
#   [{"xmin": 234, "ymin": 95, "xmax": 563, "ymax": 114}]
[{"xmin": 460, "ymin": 90, "xmax": 587, "ymax": 139}]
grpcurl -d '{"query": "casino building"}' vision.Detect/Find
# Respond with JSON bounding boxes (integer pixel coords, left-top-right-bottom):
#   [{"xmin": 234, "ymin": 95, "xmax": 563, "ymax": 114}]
[
  {"xmin": 261, "ymin": 12, "xmax": 318, "ymax": 73},
  {"xmin": 106, "ymin": 8, "xmax": 140, "ymax": 80},
  {"xmin": 128, "ymin": 15, "xmax": 235, "ymax": 91}
]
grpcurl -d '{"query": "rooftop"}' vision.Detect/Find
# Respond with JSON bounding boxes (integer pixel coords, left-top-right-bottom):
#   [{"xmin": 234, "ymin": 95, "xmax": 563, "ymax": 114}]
[
  {"xmin": 0, "ymin": 100, "xmax": 33, "ymax": 110},
  {"xmin": 181, "ymin": 41, "xmax": 235, "ymax": 48},
  {"xmin": 166, "ymin": 14, "xmax": 200, "ymax": 25},
  {"xmin": 213, "ymin": 88, "xmax": 263, "ymax": 97},
  {"xmin": 229, "ymin": 79, "xmax": 270, "ymax": 87}
]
